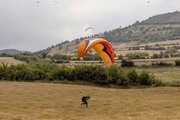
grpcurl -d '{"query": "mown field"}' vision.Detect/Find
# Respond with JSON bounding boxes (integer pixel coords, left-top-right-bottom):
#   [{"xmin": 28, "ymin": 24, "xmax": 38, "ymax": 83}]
[{"xmin": 0, "ymin": 81, "xmax": 180, "ymax": 120}]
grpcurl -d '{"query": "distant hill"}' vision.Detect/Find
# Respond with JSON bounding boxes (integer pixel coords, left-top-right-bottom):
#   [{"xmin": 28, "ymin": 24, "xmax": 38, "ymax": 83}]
[
  {"xmin": 0, "ymin": 49, "xmax": 27, "ymax": 55},
  {"xmin": 35, "ymin": 11, "xmax": 180, "ymax": 55},
  {"xmin": 141, "ymin": 11, "xmax": 180, "ymax": 25}
]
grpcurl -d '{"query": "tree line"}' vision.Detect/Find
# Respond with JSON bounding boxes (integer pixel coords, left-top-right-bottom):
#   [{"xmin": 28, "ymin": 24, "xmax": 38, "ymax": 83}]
[{"xmin": 0, "ymin": 63, "xmax": 161, "ymax": 87}]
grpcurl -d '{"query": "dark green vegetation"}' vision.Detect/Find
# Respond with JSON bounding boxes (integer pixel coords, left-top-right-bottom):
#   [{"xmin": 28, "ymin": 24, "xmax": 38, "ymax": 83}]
[
  {"xmin": 151, "ymin": 61, "xmax": 173, "ymax": 67},
  {"xmin": 121, "ymin": 59, "xmax": 135, "ymax": 67},
  {"xmin": 0, "ymin": 62, "xmax": 161, "ymax": 87},
  {"xmin": 83, "ymin": 53, "xmax": 101, "ymax": 61},
  {"xmin": 175, "ymin": 59, "xmax": 180, "ymax": 66},
  {"xmin": 125, "ymin": 52, "xmax": 149, "ymax": 59},
  {"xmin": 13, "ymin": 53, "xmax": 52, "ymax": 65}
]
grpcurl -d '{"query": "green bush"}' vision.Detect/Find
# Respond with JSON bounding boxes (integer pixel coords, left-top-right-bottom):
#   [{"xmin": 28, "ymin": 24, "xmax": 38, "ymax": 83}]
[
  {"xmin": 108, "ymin": 66, "xmax": 129, "ymax": 86},
  {"xmin": 51, "ymin": 66, "xmax": 73, "ymax": 80},
  {"xmin": 118, "ymin": 55, "xmax": 124, "ymax": 60},
  {"xmin": 0, "ymin": 64, "xmax": 161, "ymax": 87},
  {"xmin": 121, "ymin": 59, "xmax": 135, "ymax": 67},
  {"xmin": 125, "ymin": 52, "xmax": 149, "ymax": 59},
  {"xmin": 151, "ymin": 61, "xmax": 172, "ymax": 66},
  {"xmin": 127, "ymin": 69, "xmax": 139, "ymax": 85},
  {"xmin": 175, "ymin": 59, "xmax": 180, "ymax": 66},
  {"xmin": 137, "ymin": 71, "xmax": 161, "ymax": 86}
]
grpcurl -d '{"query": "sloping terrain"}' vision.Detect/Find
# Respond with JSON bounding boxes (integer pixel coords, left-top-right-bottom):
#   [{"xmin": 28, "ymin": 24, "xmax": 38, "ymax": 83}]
[
  {"xmin": 141, "ymin": 11, "xmax": 180, "ymax": 24},
  {"xmin": 0, "ymin": 57, "xmax": 26, "ymax": 65},
  {"xmin": 0, "ymin": 82, "xmax": 180, "ymax": 120},
  {"xmin": 46, "ymin": 11, "xmax": 180, "ymax": 55}
]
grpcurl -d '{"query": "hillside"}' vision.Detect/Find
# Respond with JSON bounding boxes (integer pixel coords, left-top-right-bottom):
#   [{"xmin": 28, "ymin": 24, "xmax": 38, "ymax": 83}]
[
  {"xmin": 35, "ymin": 11, "xmax": 180, "ymax": 55},
  {"xmin": 141, "ymin": 11, "xmax": 180, "ymax": 25},
  {"xmin": 0, "ymin": 57, "xmax": 26, "ymax": 65}
]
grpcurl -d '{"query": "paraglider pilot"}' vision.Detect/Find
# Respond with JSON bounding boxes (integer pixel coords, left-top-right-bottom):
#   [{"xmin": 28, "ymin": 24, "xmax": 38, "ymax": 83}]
[{"xmin": 81, "ymin": 96, "xmax": 90, "ymax": 107}]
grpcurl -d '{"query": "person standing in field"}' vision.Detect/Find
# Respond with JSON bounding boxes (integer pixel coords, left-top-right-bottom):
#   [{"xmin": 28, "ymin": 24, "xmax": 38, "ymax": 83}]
[{"xmin": 81, "ymin": 96, "xmax": 90, "ymax": 107}]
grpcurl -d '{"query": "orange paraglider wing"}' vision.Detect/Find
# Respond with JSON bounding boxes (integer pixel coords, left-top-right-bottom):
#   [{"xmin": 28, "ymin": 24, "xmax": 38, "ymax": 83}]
[{"xmin": 77, "ymin": 38, "xmax": 114, "ymax": 66}]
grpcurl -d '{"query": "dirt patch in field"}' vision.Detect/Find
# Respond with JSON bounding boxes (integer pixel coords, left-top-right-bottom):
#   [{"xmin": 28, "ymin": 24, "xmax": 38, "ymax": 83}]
[{"xmin": 0, "ymin": 82, "xmax": 180, "ymax": 120}]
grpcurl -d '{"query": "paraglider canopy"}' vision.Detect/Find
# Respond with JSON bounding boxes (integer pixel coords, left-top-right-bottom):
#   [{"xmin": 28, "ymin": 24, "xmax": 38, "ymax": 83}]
[
  {"xmin": 85, "ymin": 27, "xmax": 94, "ymax": 32},
  {"xmin": 147, "ymin": 0, "xmax": 151, "ymax": 5},
  {"xmin": 77, "ymin": 38, "xmax": 114, "ymax": 66}
]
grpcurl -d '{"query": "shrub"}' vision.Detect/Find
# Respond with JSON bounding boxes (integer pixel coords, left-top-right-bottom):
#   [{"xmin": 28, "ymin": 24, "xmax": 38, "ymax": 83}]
[
  {"xmin": 137, "ymin": 71, "xmax": 161, "ymax": 86},
  {"xmin": 51, "ymin": 66, "xmax": 73, "ymax": 80},
  {"xmin": 118, "ymin": 55, "xmax": 124, "ymax": 60},
  {"xmin": 125, "ymin": 52, "xmax": 149, "ymax": 59},
  {"xmin": 108, "ymin": 66, "xmax": 129, "ymax": 86},
  {"xmin": 165, "ymin": 47, "xmax": 177, "ymax": 54},
  {"xmin": 127, "ymin": 69, "xmax": 138, "ymax": 85},
  {"xmin": 121, "ymin": 59, "xmax": 135, "ymax": 67},
  {"xmin": 175, "ymin": 59, "xmax": 180, "ymax": 66},
  {"xmin": 151, "ymin": 61, "xmax": 172, "ymax": 66},
  {"xmin": 0, "ymin": 64, "xmax": 161, "ymax": 87},
  {"xmin": 151, "ymin": 54, "xmax": 161, "ymax": 59}
]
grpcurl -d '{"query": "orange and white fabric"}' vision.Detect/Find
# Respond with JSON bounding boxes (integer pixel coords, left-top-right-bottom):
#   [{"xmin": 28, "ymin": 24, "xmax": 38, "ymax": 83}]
[{"xmin": 77, "ymin": 38, "xmax": 114, "ymax": 66}]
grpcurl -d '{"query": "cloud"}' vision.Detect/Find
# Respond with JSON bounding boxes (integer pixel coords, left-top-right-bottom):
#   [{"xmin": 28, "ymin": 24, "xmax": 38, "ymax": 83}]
[{"xmin": 0, "ymin": 0, "xmax": 179, "ymax": 51}]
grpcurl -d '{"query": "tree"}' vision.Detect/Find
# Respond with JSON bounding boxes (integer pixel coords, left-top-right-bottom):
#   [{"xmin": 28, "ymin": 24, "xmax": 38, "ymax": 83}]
[
  {"xmin": 121, "ymin": 59, "xmax": 135, "ymax": 67},
  {"xmin": 145, "ymin": 45, "xmax": 150, "ymax": 50},
  {"xmin": 175, "ymin": 59, "xmax": 180, "ymax": 66},
  {"xmin": 165, "ymin": 47, "xmax": 177, "ymax": 54},
  {"xmin": 118, "ymin": 55, "xmax": 124, "ymax": 60},
  {"xmin": 42, "ymin": 52, "xmax": 48, "ymax": 58},
  {"xmin": 151, "ymin": 54, "xmax": 160, "ymax": 59}
]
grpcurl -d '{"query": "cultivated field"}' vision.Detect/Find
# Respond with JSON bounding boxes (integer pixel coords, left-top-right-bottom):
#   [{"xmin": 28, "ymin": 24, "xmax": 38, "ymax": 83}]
[
  {"xmin": 115, "ymin": 50, "xmax": 162, "ymax": 56},
  {"xmin": 0, "ymin": 57, "xmax": 26, "ymax": 65},
  {"xmin": 0, "ymin": 82, "xmax": 180, "ymax": 120}
]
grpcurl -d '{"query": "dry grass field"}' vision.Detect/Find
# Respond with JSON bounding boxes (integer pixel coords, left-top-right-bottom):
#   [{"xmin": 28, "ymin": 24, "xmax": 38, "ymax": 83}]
[
  {"xmin": 0, "ymin": 57, "xmax": 26, "ymax": 66},
  {"xmin": 154, "ymin": 70, "xmax": 180, "ymax": 82},
  {"xmin": 0, "ymin": 82, "xmax": 180, "ymax": 120}
]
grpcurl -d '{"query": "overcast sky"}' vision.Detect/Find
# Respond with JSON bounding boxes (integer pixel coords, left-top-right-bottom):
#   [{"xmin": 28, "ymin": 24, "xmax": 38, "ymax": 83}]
[{"xmin": 0, "ymin": 0, "xmax": 180, "ymax": 52}]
